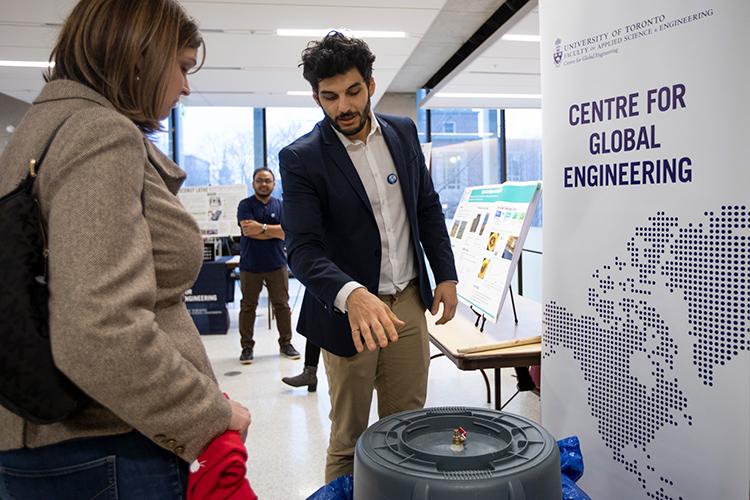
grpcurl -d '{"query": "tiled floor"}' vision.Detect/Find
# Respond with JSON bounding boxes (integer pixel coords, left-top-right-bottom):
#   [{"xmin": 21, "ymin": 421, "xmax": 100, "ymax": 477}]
[{"xmin": 201, "ymin": 279, "xmax": 541, "ymax": 500}]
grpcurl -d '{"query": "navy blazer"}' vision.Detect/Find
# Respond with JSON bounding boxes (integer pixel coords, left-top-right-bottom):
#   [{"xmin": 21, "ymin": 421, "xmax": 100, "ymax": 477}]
[{"xmin": 279, "ymin": 113, "xmax": 457, "ymax": 357}]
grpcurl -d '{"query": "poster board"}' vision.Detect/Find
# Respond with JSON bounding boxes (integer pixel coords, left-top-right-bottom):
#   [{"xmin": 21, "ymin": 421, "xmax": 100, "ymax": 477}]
[
  {"xmin": 540, "ymin": 1, "xmax": 749, "ymax": 499},
  {"xmin": 178, "ymin": 184, "xmax": 247, "ymax": 237},
  {"xmin": 450, "ymin": 181, "xmax": 541, "ymax": 323}
]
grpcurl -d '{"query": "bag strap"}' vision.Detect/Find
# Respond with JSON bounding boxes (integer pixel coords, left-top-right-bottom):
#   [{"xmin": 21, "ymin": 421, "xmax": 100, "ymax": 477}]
[
  {"xmin": 26, "ymin": 116, "xmax": 73, "ymax": 188},
  {"xmin": 23, "ymin": 115, "xmax": 146, "ymax": 215}
]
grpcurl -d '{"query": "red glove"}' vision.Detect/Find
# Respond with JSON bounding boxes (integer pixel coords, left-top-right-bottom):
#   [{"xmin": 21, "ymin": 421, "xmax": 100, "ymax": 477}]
[{"xmin": 187, "ymin": 430, "xmax": 257, "ymax": 500}]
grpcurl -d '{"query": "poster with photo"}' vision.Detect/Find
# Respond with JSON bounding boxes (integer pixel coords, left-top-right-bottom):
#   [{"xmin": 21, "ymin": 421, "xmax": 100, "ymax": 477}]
[
  {"xmin": 450, "ymin": 181, "xmax": 541, "ymax": 322},
  {"xmin": 178, "ymin": 184, "xmax": 247, "ymax": 237}
]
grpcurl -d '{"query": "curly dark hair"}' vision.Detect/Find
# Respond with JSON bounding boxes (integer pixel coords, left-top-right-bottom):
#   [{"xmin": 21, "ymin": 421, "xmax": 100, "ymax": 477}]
[{"xmin": 300, "ymin": 31, "xmax": 376, "ymax": 91}]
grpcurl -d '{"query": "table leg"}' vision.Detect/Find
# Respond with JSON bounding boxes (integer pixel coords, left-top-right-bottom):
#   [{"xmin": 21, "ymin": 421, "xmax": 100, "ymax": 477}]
[
  {"xmin": 479, "ymin": 370, "xmax": 492, "ymax": 405},
  {"xmin": 494, "ymin": 368, "xmax": 502, "ymax": 410}
]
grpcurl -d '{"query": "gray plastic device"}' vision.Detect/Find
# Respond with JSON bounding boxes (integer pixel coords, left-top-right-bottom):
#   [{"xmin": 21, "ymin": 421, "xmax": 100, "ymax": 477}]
[{"xmin": 354, "ymin": 406, "xmax": 562, "ymax": 500}]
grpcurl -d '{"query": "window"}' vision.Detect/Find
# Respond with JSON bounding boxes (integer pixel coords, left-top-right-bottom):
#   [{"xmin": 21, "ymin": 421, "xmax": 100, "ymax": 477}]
[
  {"xmin": 505, "ymin": 108, "xmax": 543, "ymax": 302},
  {"xmin": 505, "ymin": 109, "xmax": 542, "ymax": 227},
  {"xmin": 429, "ymin": 109, "xmax": 501, "ymax": 219},
  {"xmin": 265, "ymin": 107, "xmax": 323, "ymax": 198},
  {"xmin": 148, "ymin": 118, "xmax": 172, "ymax": 158},
  {"xmin": 179, "ymin": 106, "xmax": 255, "ymax": 189},
  {"xmin": 433, "ymin": 149, "xmax": 467, "ymax": 191},
  {"xmin": 424, "ymin": 107, "xmax": 543, "ymax": 302}
]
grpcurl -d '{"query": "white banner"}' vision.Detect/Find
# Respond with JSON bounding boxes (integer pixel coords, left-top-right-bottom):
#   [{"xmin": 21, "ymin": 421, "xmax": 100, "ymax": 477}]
[
  {"xmin": 540, "ymin": 2, "xmax": 749, "ymax": 499},
  {"xmin": 178, "ymin": 184, "xmax": 247, "ymax": 237}
]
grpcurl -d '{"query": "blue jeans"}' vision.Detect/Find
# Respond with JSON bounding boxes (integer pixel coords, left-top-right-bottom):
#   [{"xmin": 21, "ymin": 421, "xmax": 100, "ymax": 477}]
[{"xmin": 0, "ymin": 431, "xmax": 188, "ymax": 500}]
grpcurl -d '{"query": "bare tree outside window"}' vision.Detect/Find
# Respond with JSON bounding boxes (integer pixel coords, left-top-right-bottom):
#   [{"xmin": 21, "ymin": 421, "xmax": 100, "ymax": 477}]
[
  {"xmin": 180, "ymin": 107, "xmax": 255, "ymax": 189},
  {"xmin": 266, "ymin": 107, "xmax": 323, "ymax": 198}
]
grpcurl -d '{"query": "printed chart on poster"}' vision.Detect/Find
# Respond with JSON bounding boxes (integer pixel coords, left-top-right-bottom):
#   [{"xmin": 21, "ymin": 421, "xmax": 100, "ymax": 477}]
[
  {"xmin": 449, "ymin": 181, "xmax": 541, "ymax": 322},
  {"xmin": 178, "ymin": 185, "xmax": 247, "ymax": 237}
]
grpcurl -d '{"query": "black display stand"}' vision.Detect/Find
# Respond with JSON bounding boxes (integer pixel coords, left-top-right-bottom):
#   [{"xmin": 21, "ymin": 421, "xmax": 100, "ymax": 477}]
[
  {"xmin": 468, "ymin": 285, "xmax": 527, "ymax": 410},
  {"xmin": 470, "ymin": 286, "xmax": 518, "ymax": 333},
  {"xmin": 185, "ymin": 257, "xmax": 235, "ymax": 335}
]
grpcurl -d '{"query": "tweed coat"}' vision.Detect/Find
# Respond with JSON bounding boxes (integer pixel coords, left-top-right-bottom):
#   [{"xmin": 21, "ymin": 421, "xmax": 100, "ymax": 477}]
[{"xmin": 0, "ymin": 80, "xmax": 232, "ymax": 462}]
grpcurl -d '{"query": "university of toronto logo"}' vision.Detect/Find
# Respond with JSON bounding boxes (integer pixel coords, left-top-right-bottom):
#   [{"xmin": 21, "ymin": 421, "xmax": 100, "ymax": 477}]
[{"xmin": 553, "ymin": 38, "xmax": 563, "ymax": 66}]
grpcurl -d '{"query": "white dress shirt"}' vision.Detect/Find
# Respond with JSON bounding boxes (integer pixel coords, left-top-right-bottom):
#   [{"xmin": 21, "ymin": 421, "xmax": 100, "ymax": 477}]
[{"xmin": 332, "ymin": 111, "xmax": 418, "ymax": 312}]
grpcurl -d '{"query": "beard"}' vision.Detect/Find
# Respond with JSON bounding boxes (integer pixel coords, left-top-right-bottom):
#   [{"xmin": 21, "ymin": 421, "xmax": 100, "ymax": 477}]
[
  {"xmin": 254, "ymin": 188, "xmax": 272, "ymax": 198},
  {"xmin": 325, "ymin": 97, "xmax": 371, "ymax": 138}
]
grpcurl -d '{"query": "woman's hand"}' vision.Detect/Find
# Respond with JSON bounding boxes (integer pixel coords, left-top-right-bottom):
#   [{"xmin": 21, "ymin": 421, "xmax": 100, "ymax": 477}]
[{"xmin": 227, "ymin": 399, "xmax": 251, "ymax": 441}]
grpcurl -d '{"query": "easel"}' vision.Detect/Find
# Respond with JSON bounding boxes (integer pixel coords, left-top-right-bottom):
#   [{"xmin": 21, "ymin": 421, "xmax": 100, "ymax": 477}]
[
  {"xmin": 470, "ymin": 285, "xmax": 518, "ymax": 333},
  {"xmin": 473, "ymin": 285, "xmax": 525, "ymax": 409},
  {"xmin": 432, "ymin": 285, "xmax": 526, "ymax": 410}
]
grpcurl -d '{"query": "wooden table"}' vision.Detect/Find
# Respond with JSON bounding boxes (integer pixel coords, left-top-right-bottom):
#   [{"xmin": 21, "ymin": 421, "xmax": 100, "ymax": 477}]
[{"xmin": 427, "ymin": 293, "xmax": 541, "ymax": 410}]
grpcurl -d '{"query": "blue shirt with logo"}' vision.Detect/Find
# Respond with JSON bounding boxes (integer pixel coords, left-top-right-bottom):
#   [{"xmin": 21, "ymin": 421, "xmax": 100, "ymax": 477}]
[{"xmin": 237, "ymin": 195, "xmax": 286, "ymax": 273}]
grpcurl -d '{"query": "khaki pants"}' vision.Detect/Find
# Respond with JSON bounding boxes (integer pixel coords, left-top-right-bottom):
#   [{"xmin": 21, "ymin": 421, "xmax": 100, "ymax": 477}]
[
  {"xmin": 239, "ymin": 267, "xmax": 292, "ymax": 349},
  {"xmin": 322, "ymin": 281, "xmax": 429, "ymax": 482}
]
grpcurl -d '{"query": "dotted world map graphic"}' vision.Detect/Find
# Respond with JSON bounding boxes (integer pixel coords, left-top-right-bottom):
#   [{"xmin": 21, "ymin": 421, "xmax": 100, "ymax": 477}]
[{"xmin": 544, "ymin": 206, "xmax": 748, "ymax": 499}]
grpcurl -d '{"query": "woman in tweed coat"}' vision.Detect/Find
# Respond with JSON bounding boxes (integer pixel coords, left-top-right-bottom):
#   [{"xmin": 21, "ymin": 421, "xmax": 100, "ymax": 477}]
[{"xmin": 0, "ymin": 0, "xmax": 250, "ymax": 497}]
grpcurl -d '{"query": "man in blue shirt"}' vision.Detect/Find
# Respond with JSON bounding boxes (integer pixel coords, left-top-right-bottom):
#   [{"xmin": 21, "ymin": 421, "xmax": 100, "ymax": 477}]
[{"xmin": 237, "ymin": 168, "xmax": 300, "ymax": 363}]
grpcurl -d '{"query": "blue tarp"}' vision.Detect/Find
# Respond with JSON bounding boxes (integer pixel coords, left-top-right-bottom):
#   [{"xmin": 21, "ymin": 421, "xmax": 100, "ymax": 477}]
[
  {"xmin": 306, "ymin": 474, "xmax": 353, "ymax": 500},
  {"xmin": 557, "ymin": 436, "xmax": 591, "ymax": 500}
]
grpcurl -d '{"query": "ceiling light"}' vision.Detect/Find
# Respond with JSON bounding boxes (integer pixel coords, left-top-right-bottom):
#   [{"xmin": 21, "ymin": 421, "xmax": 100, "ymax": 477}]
[
  {"xmin": 436, "ymin": 92, "xmax": 541, "ymax": 99},
  {"xmin": 223, "ymin": 29, "xmax": 253, "ymax": 35},
  {"xmin": 276, "ymin": 29, "xmax": 406, "ymax": 38},
  {"xmin": 0, "ymin": 60, "xmax": 54, "ymax": 68},
  {"xmin": 348, "ymin": 30, "xmax": 406, "ymax": 38},
  {"xmin": 501, "ymin": 34, "xmax": 540, "ymax": 42},
  {"xmin": 287, "ymin": 91, "xmax": 312, "ymax": 96}
]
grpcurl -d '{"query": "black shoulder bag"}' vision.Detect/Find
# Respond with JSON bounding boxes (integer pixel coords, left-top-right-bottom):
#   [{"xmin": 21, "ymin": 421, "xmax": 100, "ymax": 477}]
[{"xmin": 0, "ymin": 118, "xmax": 90, "ymax": 424}]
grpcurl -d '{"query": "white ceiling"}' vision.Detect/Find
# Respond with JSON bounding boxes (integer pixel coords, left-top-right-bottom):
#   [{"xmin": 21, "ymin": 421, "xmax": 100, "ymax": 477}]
[
  {"xmin": 0, "ymin": 0, "xmax": 446, "ymax": 106},
  {"xmin": 181, "ymin": 0, "xmax": 446, "ymax": 106},
  {"xmin": 421, "ymin": 3, "xmax": 541, "ymax": 110},
  {"xmin": 387, "ymin": 0, "xmax": 506, "ymax": 93},
  {"xmin": 0, "ymin": 0, "xmax": 542, "ymax": 109}
]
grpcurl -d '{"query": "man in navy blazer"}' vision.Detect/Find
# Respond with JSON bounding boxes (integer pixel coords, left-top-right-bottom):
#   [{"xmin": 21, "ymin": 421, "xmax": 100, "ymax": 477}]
[{"xmin": 280, "ymin": 32, "xmax": 458, "ymax": 481}]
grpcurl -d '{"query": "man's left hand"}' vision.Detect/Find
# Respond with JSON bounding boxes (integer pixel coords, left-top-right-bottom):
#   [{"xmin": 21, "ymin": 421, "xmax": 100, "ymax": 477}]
[
  {"xmin": 430, "ymin": 281, "xmax": 458, "ymax": 325},
  {"xmin": 240, "ymin": 220, "xmax": 263, "ymax": 236}
]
